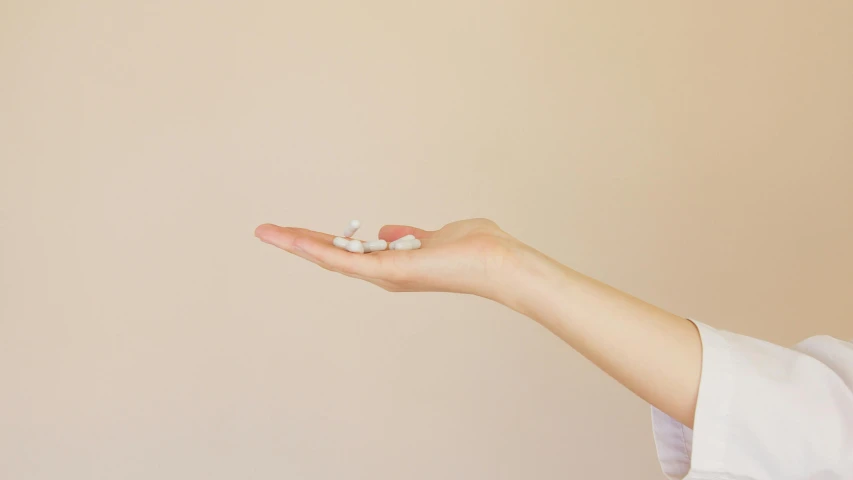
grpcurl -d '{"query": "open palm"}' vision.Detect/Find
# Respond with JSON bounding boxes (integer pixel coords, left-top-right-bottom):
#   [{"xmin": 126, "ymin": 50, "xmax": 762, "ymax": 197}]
[{"xmin": 255, "ymin": 218, "xmax": 523, "ymax": 300}]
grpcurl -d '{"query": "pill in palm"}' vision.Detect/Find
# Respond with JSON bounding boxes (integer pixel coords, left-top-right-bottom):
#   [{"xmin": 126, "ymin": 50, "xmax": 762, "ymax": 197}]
[
  {"xmin": 392, "ymin": 239, "xmax": 421, "ymax": 250},
  {"xmin": 331, "ymin": 221, "xmax": 419, "ymax": 253},
  {"xmin": 345, "ymin": 239, "xmax": 365, "ymax": 253},
  {"xmin": 362, "ymin": 239, "xmax": 388, "ymax": 252},
  {"xmin": 342, "ymin": 219, "xmax": 361, "ymax": 238},
  {"xmin": 389, "ymin": 234, "xmax": 416, "ymax": 250}
]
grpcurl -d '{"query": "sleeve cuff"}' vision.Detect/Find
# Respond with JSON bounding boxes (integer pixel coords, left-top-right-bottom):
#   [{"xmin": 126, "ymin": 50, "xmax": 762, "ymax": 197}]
[{"xmin": 651, "ymin": 318, "xmax": 736, "ymax": 479}]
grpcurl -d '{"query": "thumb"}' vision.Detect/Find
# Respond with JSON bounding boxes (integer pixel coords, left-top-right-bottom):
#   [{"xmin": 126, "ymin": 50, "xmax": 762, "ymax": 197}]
[{"xmin": 378, "ymin": 225, "xmax": 432, "ymax": 242}]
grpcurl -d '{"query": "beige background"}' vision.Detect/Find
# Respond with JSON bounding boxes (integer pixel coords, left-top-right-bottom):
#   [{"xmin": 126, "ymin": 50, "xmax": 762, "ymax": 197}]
[{"xmin": 1, "ymin": 1, "xmax": 852, "ymax": 479}]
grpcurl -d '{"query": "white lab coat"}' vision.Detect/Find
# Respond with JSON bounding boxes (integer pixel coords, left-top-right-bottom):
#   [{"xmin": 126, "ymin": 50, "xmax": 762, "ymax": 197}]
[{"xmin": 651, "ymin": 320, "xmax": 853, "ymax": 479}]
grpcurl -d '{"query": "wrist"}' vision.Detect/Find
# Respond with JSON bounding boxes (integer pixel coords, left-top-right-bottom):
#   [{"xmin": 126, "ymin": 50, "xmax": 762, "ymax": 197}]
[{"xmin": 494, "ymin": 244, "xmax": 571, "ymax": 320}]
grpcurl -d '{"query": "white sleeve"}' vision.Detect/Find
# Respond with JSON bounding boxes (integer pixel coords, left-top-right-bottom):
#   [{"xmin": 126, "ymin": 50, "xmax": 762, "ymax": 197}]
[{"xmin": 651, "ymin": 319, "xmax": 853, "ymax": 480}]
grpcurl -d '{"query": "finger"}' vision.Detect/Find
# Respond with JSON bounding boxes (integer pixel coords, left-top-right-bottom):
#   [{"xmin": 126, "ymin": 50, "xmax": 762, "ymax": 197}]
[
  {"xmin": 255, "ymin": 224, "xmax": 329, "ymax": 266},
  {"xmin": 255, "ymin": 224, "xmax": 333, "ymax": 251},
  {"xmin": 256, "ymin": 225, "xmax": 364, "ymax": 248},
  {"xmin": 378, "ymin": 225, "xmax": 432, "ymax": 242},
  {"xmin": 256, "ymin": 224, "xmax": 382, "ymax": 278},
  {"xmin": 294, "ymin": 233, "xmax": 385, "ymax": 278}
]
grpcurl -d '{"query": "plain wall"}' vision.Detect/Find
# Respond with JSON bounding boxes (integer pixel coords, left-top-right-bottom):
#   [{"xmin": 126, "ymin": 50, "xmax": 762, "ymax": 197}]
[{"xmin": 2, "ymin": 1, "xmax": 851, "ymax": 478}]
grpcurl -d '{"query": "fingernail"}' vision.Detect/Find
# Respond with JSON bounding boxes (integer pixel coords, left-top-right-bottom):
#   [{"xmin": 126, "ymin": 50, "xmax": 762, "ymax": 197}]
[{"xmin": 254, "ymin": 224, "xmax": 273, "ymax": 239}]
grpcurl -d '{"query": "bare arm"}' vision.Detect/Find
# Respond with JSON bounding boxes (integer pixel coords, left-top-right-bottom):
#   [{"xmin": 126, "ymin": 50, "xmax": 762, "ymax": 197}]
[
  {"xmin": 255, "ymin": 218, "xmax": 702, "ymax": 427},
  {"xmin": 507, "ymin": 246, "xmax": 702, "ymax": 427}
]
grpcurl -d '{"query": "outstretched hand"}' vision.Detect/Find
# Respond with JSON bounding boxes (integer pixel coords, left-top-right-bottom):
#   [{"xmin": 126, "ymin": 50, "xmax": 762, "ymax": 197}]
[
  {"xmin": 256, "ymin": 218, "xmax": 706, "ymax": 431},
  {"xmin": 254, "ymin": 218, "xmax": 529, "ymax": 301}
]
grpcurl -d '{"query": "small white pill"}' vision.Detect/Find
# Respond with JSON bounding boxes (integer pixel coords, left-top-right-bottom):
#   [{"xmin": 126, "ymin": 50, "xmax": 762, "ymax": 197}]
[
  {"xmin": 389, "ymin": 234, "xmax": 416, "ymax": 250},
  {"xmin": 332, "ymin": 237, "xmax": 349, "ymax": 249},
  {"xmin": 362, "ymin": 239, "xmax": 388, "ymax": 253},
  {"xmin": 342, "ymin": 219, "xmax": 361, "ymax": 238},
  {"xmin": 392, "ymin": 239, "xmax": 421, "ymax": 250},
  {"xmin": 345, "ymin": 239, "xmax": 365, "ymax": 253}
]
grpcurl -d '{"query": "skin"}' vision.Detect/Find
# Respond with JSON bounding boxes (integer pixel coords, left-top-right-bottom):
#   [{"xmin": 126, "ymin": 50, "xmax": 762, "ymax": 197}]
[{"xmin": 254, "ymin": 218, "xmax": 702, "ymax": 428}]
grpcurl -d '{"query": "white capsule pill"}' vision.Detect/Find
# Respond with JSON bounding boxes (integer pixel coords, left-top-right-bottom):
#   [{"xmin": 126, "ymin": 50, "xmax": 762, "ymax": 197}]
[
  {"xmin": 362, "ymin": 239, "xmax": 387, "ymax": 253},
  {"xmin": 389, "ymin": 234, "xmax": 416, "ymax": 250},
  {"xmin": 345, "ymin": 239, "xmax": 365, "ymax": 253},
  {"xmin": 333, "ymin": 237, "xmax": 349, "ymax": 249},
  {"xmin": 392, "ymin": 239, "xmax": 421, "ymax": 250},
  {"xmin": 342, "ymin": 219, "xmax": 361, "ymax": 238}
]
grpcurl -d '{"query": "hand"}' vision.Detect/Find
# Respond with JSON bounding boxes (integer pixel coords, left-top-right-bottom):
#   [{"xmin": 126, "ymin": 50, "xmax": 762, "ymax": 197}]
[{"xmin": 254, "ymin": 218, "xmax": 527, "ymax": 302}]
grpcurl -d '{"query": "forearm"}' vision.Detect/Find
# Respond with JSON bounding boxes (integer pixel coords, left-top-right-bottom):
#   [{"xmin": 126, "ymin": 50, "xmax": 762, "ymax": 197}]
[{"xmin": 503, "ymin": 246, "xmax": 703, "ymax": 428}]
